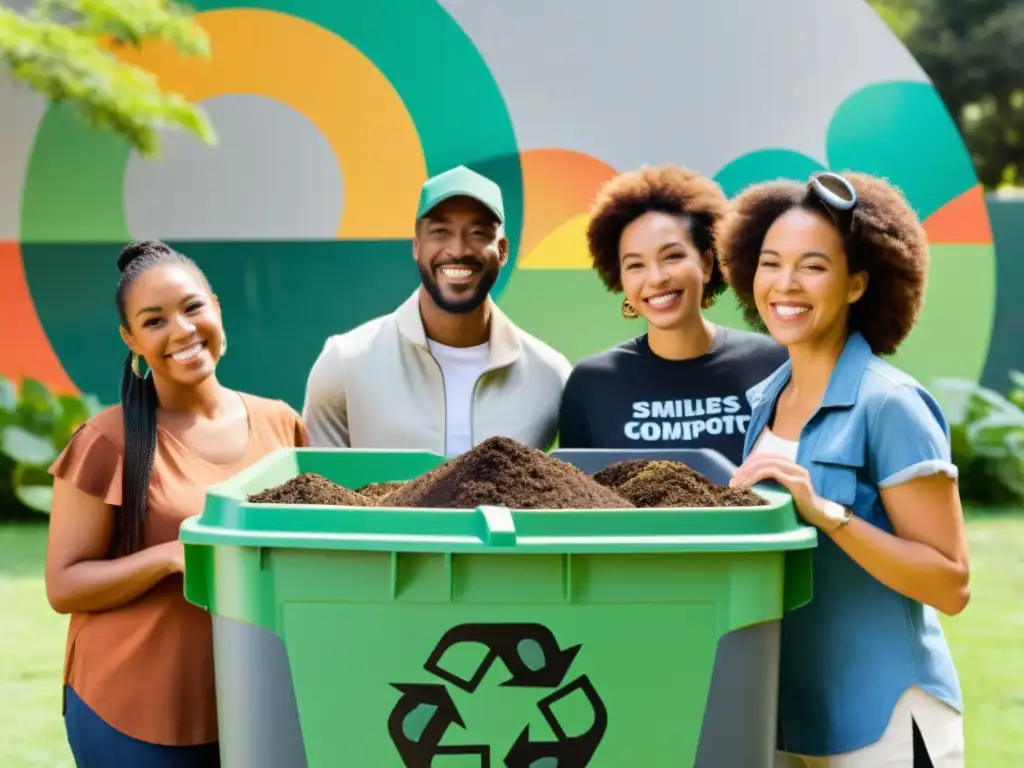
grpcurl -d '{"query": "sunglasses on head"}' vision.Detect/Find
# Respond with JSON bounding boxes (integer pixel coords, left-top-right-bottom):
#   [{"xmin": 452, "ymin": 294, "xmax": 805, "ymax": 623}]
[{"xmin": 807, "ymin": 172, "xmax": 857, "ymax": 231}]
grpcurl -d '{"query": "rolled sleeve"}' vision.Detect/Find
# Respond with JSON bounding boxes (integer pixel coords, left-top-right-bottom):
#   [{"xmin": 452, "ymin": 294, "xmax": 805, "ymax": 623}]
[{"xmin": 869, "ymin": 383, "xmax": 959, "ymax": 488}]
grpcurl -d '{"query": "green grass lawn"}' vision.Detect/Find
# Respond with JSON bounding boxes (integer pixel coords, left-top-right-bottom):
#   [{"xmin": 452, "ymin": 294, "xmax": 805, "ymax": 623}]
[{"xmin": 2, "ymin": 516, "xmax": 1022, "ymax": 767}]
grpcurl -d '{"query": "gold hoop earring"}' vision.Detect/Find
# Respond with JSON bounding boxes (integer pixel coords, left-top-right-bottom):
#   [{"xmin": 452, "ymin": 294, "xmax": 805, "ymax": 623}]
[
  {"xmin": 131, "ymin": 352, "xmax": 142, "ymax": 378},
  {"xmin": 621, "ymin": 298, "xmax": 639, "ymax": 319}
]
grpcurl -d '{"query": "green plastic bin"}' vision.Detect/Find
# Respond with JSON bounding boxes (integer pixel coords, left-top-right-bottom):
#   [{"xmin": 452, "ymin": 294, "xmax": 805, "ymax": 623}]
[{"xmin": 180, "ymin": 447, "xmax": 817, "ymax": 768}]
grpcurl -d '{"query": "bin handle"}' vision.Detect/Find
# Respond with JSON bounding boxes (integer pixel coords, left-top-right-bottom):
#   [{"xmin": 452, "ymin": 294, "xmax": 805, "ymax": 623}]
[
  {"xmin": 476, "ymin": 505, "xmax": 517, "ymax": 547},
  {"xmin": 783, "ymin": 548, "xmax": 814, "ymax": 612}
]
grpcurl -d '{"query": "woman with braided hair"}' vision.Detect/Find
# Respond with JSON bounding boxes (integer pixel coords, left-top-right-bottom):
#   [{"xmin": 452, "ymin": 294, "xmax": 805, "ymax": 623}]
[{"xmin": 44, "ymin": 240, "xmax": 307, "ymax": 766}]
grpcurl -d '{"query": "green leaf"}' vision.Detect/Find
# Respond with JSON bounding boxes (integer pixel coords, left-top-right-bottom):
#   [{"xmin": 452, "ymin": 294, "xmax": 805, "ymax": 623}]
[
  {"xmin": 1001, "ymin": 429, "xmax": 1024, "ymax": 458},
  {"xmin": 17, "ymin": 377, "xmax": 57, "ymax": 414},
  {"xmin": 0, "ymin": 425, "xmax": 58, "ymax": 466},
  {"xmin": 58, "ymin": 393, "xmax": 88, "ymax": 416},
  {"xmin": 936, "ymin": 375, "xmax": 1024, "ymax": 507},
  {"xmin": 54, "ymin": 393, "xmax": 91, "ymax": 443},
  {"xmin": 1009, "ymin": 370, "xmax": 1024, "ymax": 390},
  {"xmin": 968, "ymin": 412, "xmax": 1024, "ymax": 452},
  {"xmin": 991, "ymin": 457, "xmax": 1024, "ymax": 501},
  {"xmin": 53, "ymin": 392, "xmax": 109, "ymax": 447},
  {"xmin": 948, "ymin": 423, "xmax": 973, "ymax": 462},
  {"xmin": 0, "ymin": 0, "xmax": 217, "ymax": 158},
  {"xmin": 81, "ymin": 393, "xmax": 105, "ymax": 418},
  {"xmin": 1010, "ymin": 390, "xmax": 1024, "ymax": 412},
  {"xmin": 932, "ymin": 377, "xmax": 1020, "ymax": 426},
  {"xmin": 14, "ymin": 483, "xmax": 54, "ymax": 514},
  {"xmin": 12, "ymin": 463, "xmax": 54, "ymax": 514},
  {"xmin": 14, "ymin": 377, "xmax": 59, "ymax": 435},
  {"xmin": 0, "ymin": 374, "xmax": 15, "ymax": 414}
]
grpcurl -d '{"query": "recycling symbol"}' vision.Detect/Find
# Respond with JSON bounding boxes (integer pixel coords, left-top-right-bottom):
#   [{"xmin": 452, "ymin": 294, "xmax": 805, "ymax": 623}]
[{"xmin": 387, "ymin": 622, "xmax": 609, "ymax": 767}]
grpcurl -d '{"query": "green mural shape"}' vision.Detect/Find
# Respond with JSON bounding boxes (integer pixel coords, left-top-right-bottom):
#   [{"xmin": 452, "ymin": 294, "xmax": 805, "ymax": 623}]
[
  {"xmin": 19, "ymin": 0, "xmax": 530, "ymax": 406},
  {"xmin": 21, "ymin": 103, "xmax": 132, "ymax": 242},
  {"xmin": 20, "ymin": 0, "xmax": 523, "ymax": 293},
  {"xmin": 712, "ymin": 82, "xmax": 982, "ymax": 222},
  {"xmin": 20, "ymin": 241, "xmax": 422, "ymax": 407},
  {"xmin": 713, "ymin": 149, "xmax": 825, "ymax": 199},
  {"xmin": 826, "ymin": 81, "xmax": 978, "ymax": 221},
  {"xmin": 498, "ymin": 269, "xmax": 638, "ymax": 365},
  {"xmin": 892, "ymin": 244, "xmax": 996, "ymax": 389},
  {"xmin": 17, "ymin": 41, "xmax": 998, "ymax": 405},
  {"xmin": 827, "ymin": 82, "xmax": 994, "ymax": 384},
  {"xmin": 709, "ymin": 81, "xmax": 995, "ymax": 385}
]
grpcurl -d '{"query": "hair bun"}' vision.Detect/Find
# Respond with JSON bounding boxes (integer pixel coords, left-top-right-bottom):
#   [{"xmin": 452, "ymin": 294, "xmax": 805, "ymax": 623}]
[{"xmin": 117, "ymin": 239, "xmax": 170, "ymax": 273}]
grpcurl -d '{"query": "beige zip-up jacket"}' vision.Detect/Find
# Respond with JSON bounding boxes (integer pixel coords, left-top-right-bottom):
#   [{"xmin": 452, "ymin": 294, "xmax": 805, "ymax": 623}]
[{"xmin": 301, "ymin": 290, "xmax": 573, "ymax": 453}]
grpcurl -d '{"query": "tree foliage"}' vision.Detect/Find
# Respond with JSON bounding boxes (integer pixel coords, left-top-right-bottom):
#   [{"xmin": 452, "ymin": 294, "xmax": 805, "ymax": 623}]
[
  {"xmin": 0, "ymin": 0, "xmax": 216, "ymax": 157},
  {"xmin": 871, "ymin": 0, "xmax": 1024, "ymax": 188}
]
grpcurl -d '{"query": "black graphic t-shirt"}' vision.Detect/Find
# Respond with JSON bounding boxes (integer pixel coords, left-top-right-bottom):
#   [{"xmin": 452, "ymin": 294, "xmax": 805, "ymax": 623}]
[{"xmin": 557, "ymin": 327, "xmax": 789, "ymax": 466}]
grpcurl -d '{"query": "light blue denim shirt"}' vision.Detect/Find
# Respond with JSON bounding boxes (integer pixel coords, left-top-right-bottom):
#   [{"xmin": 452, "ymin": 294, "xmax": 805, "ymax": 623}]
[{"xmin": 743, "ymin": 331, "xmax": 963, "ymax": 756}]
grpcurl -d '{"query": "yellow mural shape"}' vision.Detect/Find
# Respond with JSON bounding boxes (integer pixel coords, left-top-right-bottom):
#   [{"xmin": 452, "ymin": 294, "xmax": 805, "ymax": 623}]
[
  {"xmin": 519, "ymin": 213, "xmax": 594, "ymax": 269},
  {"xmin": 110, "ymin": 9, "xmax": 427, "ymax": 239}
]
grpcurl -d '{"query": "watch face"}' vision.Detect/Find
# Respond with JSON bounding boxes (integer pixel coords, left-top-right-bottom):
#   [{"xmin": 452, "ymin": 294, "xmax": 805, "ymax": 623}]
[{"xmin": 824, "ymin": 500, "xmax": 849, "ymax": 523}]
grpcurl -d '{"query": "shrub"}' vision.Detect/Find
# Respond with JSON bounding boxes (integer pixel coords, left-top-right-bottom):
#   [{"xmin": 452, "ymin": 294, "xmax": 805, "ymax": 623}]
[
  {"xmin": 931, "ymin": 372, "xmax": 1024, "ymax": 509},
  {"xmin": 0, "ymin": 374, "xmax": 105, "ymax": 520}
]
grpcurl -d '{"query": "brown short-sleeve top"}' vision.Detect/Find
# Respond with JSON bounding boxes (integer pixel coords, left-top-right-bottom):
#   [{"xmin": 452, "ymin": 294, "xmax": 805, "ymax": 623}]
[{"xmin": 48, "ymin": 391, "xmax": 308, "ymax": 746}]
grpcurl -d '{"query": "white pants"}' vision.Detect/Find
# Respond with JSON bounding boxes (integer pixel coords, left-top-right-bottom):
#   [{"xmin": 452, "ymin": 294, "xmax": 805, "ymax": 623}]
[{"xmin": 775, "ymin": 687, "xmax": 964, "ymax": 767}]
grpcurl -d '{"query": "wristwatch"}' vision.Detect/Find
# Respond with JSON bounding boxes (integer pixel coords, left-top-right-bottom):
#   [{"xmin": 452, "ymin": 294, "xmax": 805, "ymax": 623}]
[{"xmin": 822, "ymin": 500, "xmax": 854, "ymax": 535}]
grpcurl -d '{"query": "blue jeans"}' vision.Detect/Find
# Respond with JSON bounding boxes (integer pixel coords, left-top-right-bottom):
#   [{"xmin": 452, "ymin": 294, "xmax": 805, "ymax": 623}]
[{"xmin": 64, "ymin": 686, "xmax": 221, "ymax": 767}]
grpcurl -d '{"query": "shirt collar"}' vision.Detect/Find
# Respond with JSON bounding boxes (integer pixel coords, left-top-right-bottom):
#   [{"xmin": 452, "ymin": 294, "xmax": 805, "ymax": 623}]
[
  {"xmin": 395, "ymin": 289, "xmax": 521, "ymax": 369},
  {"xmin": 747, "ymin": 331, "xmax": 874, "ymax": 411}
]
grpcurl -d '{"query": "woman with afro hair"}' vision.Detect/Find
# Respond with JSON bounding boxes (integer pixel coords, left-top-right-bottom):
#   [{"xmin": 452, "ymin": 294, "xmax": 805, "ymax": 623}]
[
  {"xmin": 719, "ymin": 172, "xmax": 969, "ymax": 766},
  {"xmin": 556, "ymin": 164, "xmax": 787, "ymax": 465}
]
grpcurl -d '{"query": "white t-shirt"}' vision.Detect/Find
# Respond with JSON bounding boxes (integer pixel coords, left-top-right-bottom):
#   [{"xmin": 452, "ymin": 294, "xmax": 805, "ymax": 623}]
[
  {"xmin": 750, "ymin": 425, "xmax": 799, "ymax": 461},
  {"xmin": 426, "ymin": 339, "xmax": 490, "ymax": 456}
]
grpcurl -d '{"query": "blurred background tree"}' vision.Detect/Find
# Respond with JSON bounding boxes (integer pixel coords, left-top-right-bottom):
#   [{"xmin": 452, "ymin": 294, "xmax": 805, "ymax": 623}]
[
  {"xmin": 0, "ymin": 0, "xmax": 216, "ymax": 157},
  {"xmin": 871, "ymin": 0, "xmax": 1024, "ymax": 189}
]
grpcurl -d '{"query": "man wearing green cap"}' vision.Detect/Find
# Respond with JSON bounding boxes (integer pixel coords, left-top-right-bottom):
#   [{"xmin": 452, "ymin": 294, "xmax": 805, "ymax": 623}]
[{"xmin": 301, "ymin": 165, "xmax": 572, "ymax": 455}]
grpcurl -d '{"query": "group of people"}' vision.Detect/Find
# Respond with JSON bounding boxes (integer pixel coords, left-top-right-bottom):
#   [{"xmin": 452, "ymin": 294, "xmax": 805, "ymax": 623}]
[{"xmin": 43, "ymin": 161, "xmax": 970, "ymax": 767}]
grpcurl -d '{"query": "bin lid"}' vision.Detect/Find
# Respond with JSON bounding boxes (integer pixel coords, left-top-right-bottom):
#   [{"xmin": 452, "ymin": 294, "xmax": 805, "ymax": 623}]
[{"xmin": 182, "ymin": 490, "xmax": 817, "ymax": 555}]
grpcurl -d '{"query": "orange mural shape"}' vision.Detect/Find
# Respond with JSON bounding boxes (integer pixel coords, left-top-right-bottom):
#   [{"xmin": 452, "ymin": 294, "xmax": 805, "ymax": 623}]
[
  {"xmin": 516, "ymin": 149, "xmax": 619, "ymax": 266},
  {"xmin": 0, "ymin": 242, "xmax": 78, "ymax": 393},
  {"xmin": 106, "ymin": 9, "xmax": 427, "ymax": 239},
  {"xmin": 923, "ymin": 184, "xmax": 993, "ymax": 245}
]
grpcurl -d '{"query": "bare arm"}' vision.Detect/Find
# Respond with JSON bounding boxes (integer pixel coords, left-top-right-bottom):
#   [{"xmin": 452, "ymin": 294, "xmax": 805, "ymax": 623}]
[
  {"xmin": 829, "ymin": 473, "xmax": 970, "ymax": 616},
  {"xmin": 732, "ymin": 454, "xmax": 970, "ymax": 616},
  {"xmin": 735, "ymin": 383, "xmax": 970, "ymax": 616},
  {"xmin": 45, "ymin": 478, "xmax": 182, "ymax": 615}
]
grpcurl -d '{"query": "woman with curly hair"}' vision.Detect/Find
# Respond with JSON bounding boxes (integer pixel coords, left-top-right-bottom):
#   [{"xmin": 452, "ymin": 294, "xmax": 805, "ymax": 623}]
[
  {"xmin": 557, "ymin": 164, "xmax": 787, "ymax": 465},
  {"xmin": 719, "ymin": 172, "xmax": 969, "ymax": 766}
]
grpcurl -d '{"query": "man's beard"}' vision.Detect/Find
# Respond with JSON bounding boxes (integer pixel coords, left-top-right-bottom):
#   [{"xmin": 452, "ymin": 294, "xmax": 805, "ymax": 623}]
[{"xmin": 418, "ymin": 259, "xmax": 500, "ymax": 315}]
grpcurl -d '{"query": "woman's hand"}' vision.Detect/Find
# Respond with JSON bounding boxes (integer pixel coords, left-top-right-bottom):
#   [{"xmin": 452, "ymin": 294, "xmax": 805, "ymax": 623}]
[
  {"xmin": 46, "ymin": 478, "xmax": 188, "ymax": 614},
  {"xmin": 730, "ymin": 453, "xmax": 834, "ymax": 530},
  {"xmin": 155, "ymin": 540, "xmax": 185, "ymax": 574}
]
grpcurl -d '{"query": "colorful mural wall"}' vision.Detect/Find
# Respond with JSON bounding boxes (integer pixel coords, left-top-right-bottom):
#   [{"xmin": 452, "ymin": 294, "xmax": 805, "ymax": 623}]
[{"xmin": 0, "ymin": 0, "xmax": 1002, "ymax": 409}]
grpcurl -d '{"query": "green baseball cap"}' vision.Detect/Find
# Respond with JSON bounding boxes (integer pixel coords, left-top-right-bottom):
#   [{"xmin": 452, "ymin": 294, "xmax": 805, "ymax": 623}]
[{"xmin": 415, "ymin": 165, "xmax": 505, "ymax": 224}]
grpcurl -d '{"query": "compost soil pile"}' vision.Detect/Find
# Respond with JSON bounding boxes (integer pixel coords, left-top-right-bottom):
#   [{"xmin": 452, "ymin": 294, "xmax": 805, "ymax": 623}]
[
  {"xmin": 248, "ymin": 472, "xmax": 369, "ymax": 506},
  {"xmin": 356, "ymin": 481, "xmax": 406, "ymax": 501},
  {"xmin": 383, "ymin": 436, "xmax": 634, "ymax": 509},
  {"xmin": 594, "ymin": 458, "xmax": 766, "ymax": 508},
  {"xmin": 247, "ymin": 439, "xmax": 766, "ymax": 510}
]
